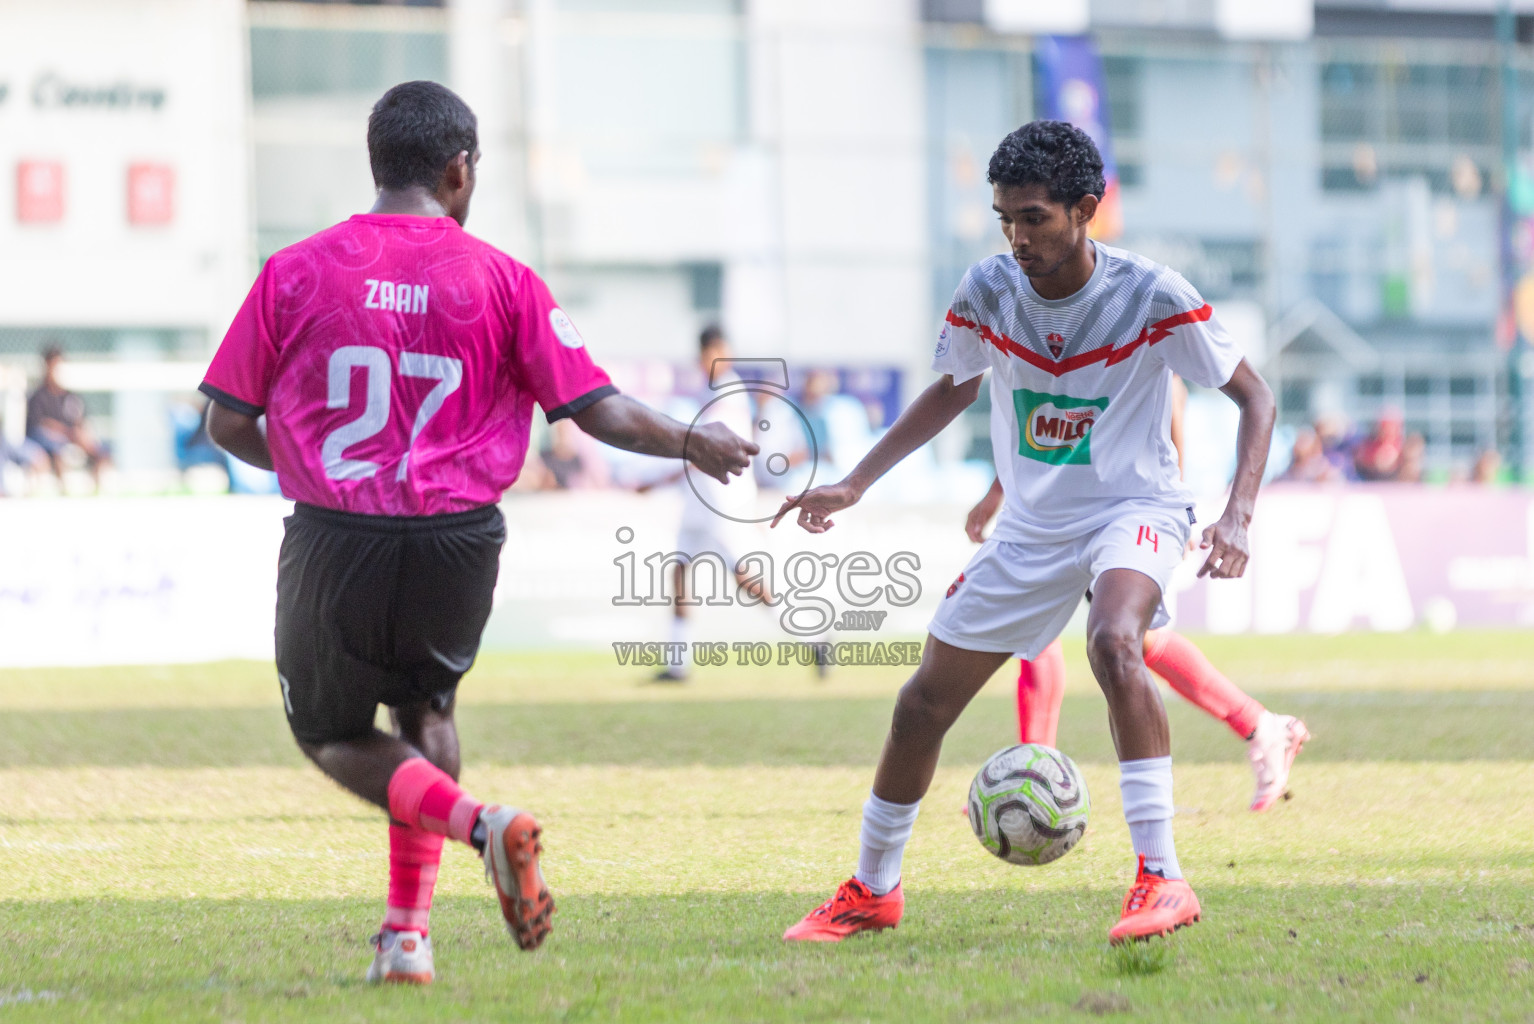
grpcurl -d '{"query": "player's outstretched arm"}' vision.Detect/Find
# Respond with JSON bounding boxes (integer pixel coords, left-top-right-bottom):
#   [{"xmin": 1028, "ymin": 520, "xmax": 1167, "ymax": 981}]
[
  {"xmin": 206, "ymin": 403, "xmax": 274, "ymax": 471},
  {"xmin": 966, "ymin": 475, "xmax": 1004, "ymax": 542},
  {"xmin": 1199, "ymin": 359, "xmax": 1275, "ymax": 579},
  {"xmin": 773, "ymin": 373, "xmax": 983, "ymax": 533},
  {"xmin": 572, "ymin": 393, "xmax": 758, "ymax": 485}
]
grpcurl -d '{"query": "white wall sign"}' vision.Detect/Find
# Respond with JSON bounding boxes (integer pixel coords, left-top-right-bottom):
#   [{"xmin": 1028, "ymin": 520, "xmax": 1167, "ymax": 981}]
[
  {"xmin": 983, "ymin": 0, "xmax": 1091, "ymax": 35},
  {"xmin": 0, "ymin": 0, "xmax": 251, "ymax": 339}
]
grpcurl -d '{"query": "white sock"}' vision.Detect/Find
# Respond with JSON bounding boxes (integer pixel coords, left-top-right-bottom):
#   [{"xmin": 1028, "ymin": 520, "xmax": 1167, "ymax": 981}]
[
  {"xmin": 1119, "ymin": 756, "xmax": 1182, "ymax": 879},
  {"xmin": 854, "ymin": 791, "xmax": 920, "ymax": 895},
  {"xmin": 668, "ymin": 616, "xmax": 690, "ymax": 673}
]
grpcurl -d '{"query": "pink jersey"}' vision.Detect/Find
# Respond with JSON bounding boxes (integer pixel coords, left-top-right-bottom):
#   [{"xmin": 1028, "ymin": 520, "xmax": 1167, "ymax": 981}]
[{"xmin": 201, "ymin": 214, "xmax": 615, "ymax": 516}]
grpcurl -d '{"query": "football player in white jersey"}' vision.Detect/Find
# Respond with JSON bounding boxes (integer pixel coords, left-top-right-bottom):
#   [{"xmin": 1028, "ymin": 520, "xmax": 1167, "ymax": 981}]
[
  {"xmin": 774, "ymin": 120, "xmax": 1275, "ymax": 944},
  {"xmin": 646, "ymin": 326, "xmax": 768, "ymax": 681}
]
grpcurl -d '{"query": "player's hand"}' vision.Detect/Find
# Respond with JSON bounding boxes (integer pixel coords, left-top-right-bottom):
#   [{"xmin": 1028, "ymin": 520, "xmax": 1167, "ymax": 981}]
[
  {"xmin": 965, "ymin": 493, "xmax": 1002, "ymax": 543},
  {"xmin": 684, "ymin": 422, "xmax": 759, "ymax": 484},
  {"xmin": 771, "ymin": 480, "xmax": 861, "ymax": 533},
  {"xmin": 1197, "ymin": 511, "xmax": 1250, "ymax": 579}
]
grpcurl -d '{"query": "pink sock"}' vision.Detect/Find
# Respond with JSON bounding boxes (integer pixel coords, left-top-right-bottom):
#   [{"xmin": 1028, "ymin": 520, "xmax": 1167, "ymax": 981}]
[
  {"xmin": 387, "ymin": 757, "xmax": 484, "ymax": 847},
  {"xmin": 385, "ymin": 824, "xmax": 444, "ymax": 935},
  {"xmin": 1143, "ymin": 629, "xmax": 1264, "ymax": 739},
  {"xmin": 1016, "ymin": 639, "xmax": 1066, "ymax": 747}
]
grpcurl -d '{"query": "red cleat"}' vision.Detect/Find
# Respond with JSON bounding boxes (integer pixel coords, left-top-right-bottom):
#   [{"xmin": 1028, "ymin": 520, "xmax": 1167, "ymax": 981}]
[
  {"xmin": 480, "ymin": 806, "xmax": 555, "ymax": 950},
  {"xmin": 1108, "ymin": 856, "xmax": 1201, "ymax": 945},
  {"xmin": 783, "ymin": 877, "xmax": 903, "ymax": 942}
]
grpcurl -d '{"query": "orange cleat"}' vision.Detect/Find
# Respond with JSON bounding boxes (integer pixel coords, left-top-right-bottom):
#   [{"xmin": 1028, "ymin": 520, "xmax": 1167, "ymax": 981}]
[
  {"xmin": 783, "ymin": 877, "xmax": 903, "ymax": 942},
  {"xmin": 480, "ymin": 806, "xmax": 555, "ymax": 951},
  {"xmin": 1108, "ymin": 856, "xmax": 1201, "ymax": 945}
]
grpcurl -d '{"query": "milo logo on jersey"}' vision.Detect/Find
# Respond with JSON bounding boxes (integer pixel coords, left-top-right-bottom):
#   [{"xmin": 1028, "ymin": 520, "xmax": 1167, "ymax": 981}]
[{"xmin": 1013, "ymin": 389, "xmax": 1110, "ymax": 465}]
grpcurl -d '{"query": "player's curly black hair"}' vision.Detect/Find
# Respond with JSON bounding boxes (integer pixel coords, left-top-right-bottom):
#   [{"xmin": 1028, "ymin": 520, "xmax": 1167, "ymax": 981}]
[{"xmin": 987, "ymin": 120, "xmax": 1106, "ymax": 208}]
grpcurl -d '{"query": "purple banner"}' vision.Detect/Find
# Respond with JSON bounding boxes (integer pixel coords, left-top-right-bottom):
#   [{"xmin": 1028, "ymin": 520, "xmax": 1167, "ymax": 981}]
[
  {"xmin": 1036, "ymin": 35, "xmax": 1121, "ymax": 239},
  {"xmin": 1173, "ymin": 484, "xmax": 1534, "ymax": 633}
]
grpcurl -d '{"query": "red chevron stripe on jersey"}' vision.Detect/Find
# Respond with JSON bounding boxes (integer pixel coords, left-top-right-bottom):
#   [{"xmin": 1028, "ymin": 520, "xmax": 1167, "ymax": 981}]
[{"xmin": 944, "ymin": 304, "xmax": 1214, "ymax": 378}]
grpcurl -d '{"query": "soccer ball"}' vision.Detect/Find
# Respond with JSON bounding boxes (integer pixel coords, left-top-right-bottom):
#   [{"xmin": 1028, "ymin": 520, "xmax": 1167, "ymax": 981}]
[{"xmin": 967, "ymin": 743, "xmax": 1090, "ymax": 866}]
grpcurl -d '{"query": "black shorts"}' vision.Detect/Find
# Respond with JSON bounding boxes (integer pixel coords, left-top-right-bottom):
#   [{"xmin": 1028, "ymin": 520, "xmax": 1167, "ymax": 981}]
[{"xmin": 275, "ymin": 502, "xmax": 506, "ymax": 744}]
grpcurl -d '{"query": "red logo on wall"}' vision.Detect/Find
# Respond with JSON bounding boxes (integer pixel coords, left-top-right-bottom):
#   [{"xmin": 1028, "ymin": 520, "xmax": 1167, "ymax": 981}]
[
  {"xmin": 17, "ymin": 161, "xmax": 65, "ymax": 223},
  {"xmin": 127, "ymin": 163, "xmax": 175, "ymax": 225}
]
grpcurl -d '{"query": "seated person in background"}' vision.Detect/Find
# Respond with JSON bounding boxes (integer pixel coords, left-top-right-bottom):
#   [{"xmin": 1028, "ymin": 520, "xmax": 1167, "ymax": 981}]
[
  {"xmin": 1277, "ymin": 428, "xmax": 1340, "ymax": 483},
  {"xmin": 1472, "ymin": 448, "xmax": 1502, "ymax": 485},
  {"xmin": 1353, "ymin": 411, "xmax": 1404, "ymax": 481},
  {"xmin": 1313, "ymin": 413, "xmax": 1358, "ymax": 480},
  {"xmin": 0, "ymin": 416, "xmax": 46, "ymax": 496},
  {"xmin": 798, "ymin": 370, "xmax": 838, "ymax": 466},
  {"xmin": 26, "ymin": 345, "xmax": 111, "ymax": 489},
  {"xmin": 1393, "ymin": 432, "xmax": 1425, "ymax": 483}
]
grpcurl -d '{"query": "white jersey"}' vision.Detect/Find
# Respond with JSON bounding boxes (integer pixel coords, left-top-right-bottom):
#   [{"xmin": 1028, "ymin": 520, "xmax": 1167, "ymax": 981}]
[
  {"xmin": 933, "ymin": 241, "xmax": 1241, "ymax": 543},
  {"xmin": 680, "ymin": 371, "xmax": 757, "ymax": 528}
]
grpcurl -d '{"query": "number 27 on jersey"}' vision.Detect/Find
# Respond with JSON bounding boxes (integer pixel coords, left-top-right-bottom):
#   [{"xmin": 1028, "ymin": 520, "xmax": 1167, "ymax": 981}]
[{"xmin": 321, "ymin": 345, "xmax": 463, "ymax": 483}]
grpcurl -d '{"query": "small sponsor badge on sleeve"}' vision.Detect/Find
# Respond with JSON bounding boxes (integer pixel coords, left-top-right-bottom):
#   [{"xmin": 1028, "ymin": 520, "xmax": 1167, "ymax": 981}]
[
  {"xmin": 935, "ymin": 323, "xmax": 951, "ymax": 358},
  {"xmin": 549, "ymin": 308, "xmax": 585, "ymax": 349}
]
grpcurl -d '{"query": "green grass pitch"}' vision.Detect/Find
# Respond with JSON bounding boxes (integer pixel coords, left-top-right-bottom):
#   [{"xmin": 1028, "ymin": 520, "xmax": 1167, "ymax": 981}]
[{"xmin": 2, "ymin": 631, "xmax": 1533, "ymax": 1022}]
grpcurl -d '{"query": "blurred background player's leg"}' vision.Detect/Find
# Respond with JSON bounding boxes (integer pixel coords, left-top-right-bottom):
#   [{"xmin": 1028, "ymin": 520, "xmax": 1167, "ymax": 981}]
[
  {"xmin": 655, "ymin": 559, "xmax": 693, "ymax": 682},
  {"xmin": 1141, "ymin": 629, "xmax": 1261, "ymax": 738},
  {"xmin": 1013, "ymin": 628, "xmax": 1310, "ymax": 811},
  {"xmin": 1016, "ymin": 638, "xmax": 1066, "ymax": 746},
  {"xmin": 658, "ymin": 541, "xmax": 826, "ymax": 683},
  {"xmin": 1140, "ymin": 629, "xmax": 1310, "ymax": 812}
]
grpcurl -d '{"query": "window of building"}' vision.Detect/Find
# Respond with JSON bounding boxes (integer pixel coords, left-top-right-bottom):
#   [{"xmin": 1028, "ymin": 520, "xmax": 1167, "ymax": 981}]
[
  {"xmin": 1320, "ymin": 56, "xmax": 1498, "ymax": 195},
  {"xmin": 546, "ymin": 1, "xmax": 746, "ymax": 157},
  {"xmin": 250, "ymin": 27, "xmax": 447, "ymax": 98}
]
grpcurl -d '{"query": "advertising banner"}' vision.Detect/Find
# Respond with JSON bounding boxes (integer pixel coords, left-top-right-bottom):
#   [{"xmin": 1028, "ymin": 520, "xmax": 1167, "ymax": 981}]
[
  {"xmin": 5, "ymin": 487, "xmax": 1533, "ymax": 667},
  {"xmin": 1173, "ymin": 485, "xmax": 1534, "ymax": 634},
  {"xmin": 1036, "ymin": 35, "xmax": 1121, "ymax": 240}
]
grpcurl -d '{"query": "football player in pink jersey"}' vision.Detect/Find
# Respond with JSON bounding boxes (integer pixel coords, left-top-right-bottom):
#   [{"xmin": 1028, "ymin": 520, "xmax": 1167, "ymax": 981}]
[
  {"xmin": 201, "ymin": 82, "xmax": 756, "ymax": 984},
  {"xmin": 774, "ymin": 121, "xmax": 1275, "ymax": 945}
]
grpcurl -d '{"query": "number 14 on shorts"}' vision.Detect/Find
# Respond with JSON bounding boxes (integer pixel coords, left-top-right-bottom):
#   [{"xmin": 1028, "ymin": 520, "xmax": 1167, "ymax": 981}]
[
  {"xmin": 322, "ymin": 346, "xmax": 464, "ymax": 483},
  {"xmin": 1136, "ymin": 525, "xmax": 1160, "ymax": 553}
]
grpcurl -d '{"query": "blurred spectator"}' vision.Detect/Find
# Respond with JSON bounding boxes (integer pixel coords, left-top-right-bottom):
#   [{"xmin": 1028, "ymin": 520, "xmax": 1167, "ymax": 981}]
[
  {"xmin": 0, "ymin": 417, "xmax": 46, "ymax": 497},
  {"xmin": 1394, "ymin": 432, "xmax": 1425, "ymax": 483},
  {"xmin": 1472, "ymin": 448, "xmax": 1502, "ymax": 485},
  {"xmin": 1277, "ymin": 428, "xmax": 1340, "ymax": 483},
  {"xmin": 26, "ymin": 344, "xmax": 111, "ymax": 490},
  {"xmin": 798, "ymin": 369, "xmax": 839, "ymax": 467},
  {"xmin": 1353, "ymin": 411, "xmax": 1404, "ymax": 481},
  {"xmin": 784, "ymin": 368, "xmax": 879, "ymax": 493},
  {"xmin": 538, "ymin": 418, "xmax": 610, "ymax": 490},
  {"xmin": 169, "ymin": 398, "xmax": 235, "ymax": 493},
  {"xmin": 863, "ymin": 398, "xmax": 886, "ymax": 433},
  {"xmin": 1314, "ymin": 413, "xmax": 1359, "ymax": 480},
  {"xmin": 171, "ymin": 399, "xmax": 227, "ymax": 473}
]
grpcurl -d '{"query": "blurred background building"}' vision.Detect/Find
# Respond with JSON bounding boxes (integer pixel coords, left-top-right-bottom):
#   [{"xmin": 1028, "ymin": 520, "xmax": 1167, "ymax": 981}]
[{"xmin": 6, "ymin": 0, "xmax": 1534, "ymax": 489}]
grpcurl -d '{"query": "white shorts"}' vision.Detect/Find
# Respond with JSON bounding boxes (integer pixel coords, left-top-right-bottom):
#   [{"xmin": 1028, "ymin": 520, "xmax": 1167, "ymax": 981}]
[
  {"xmin": 675, "ymin": 521, "xmax": 757, "ymax": 570},
  {"xmin": 927, "ymin": 509, "xmax": 1191, "ymax": 660}
]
